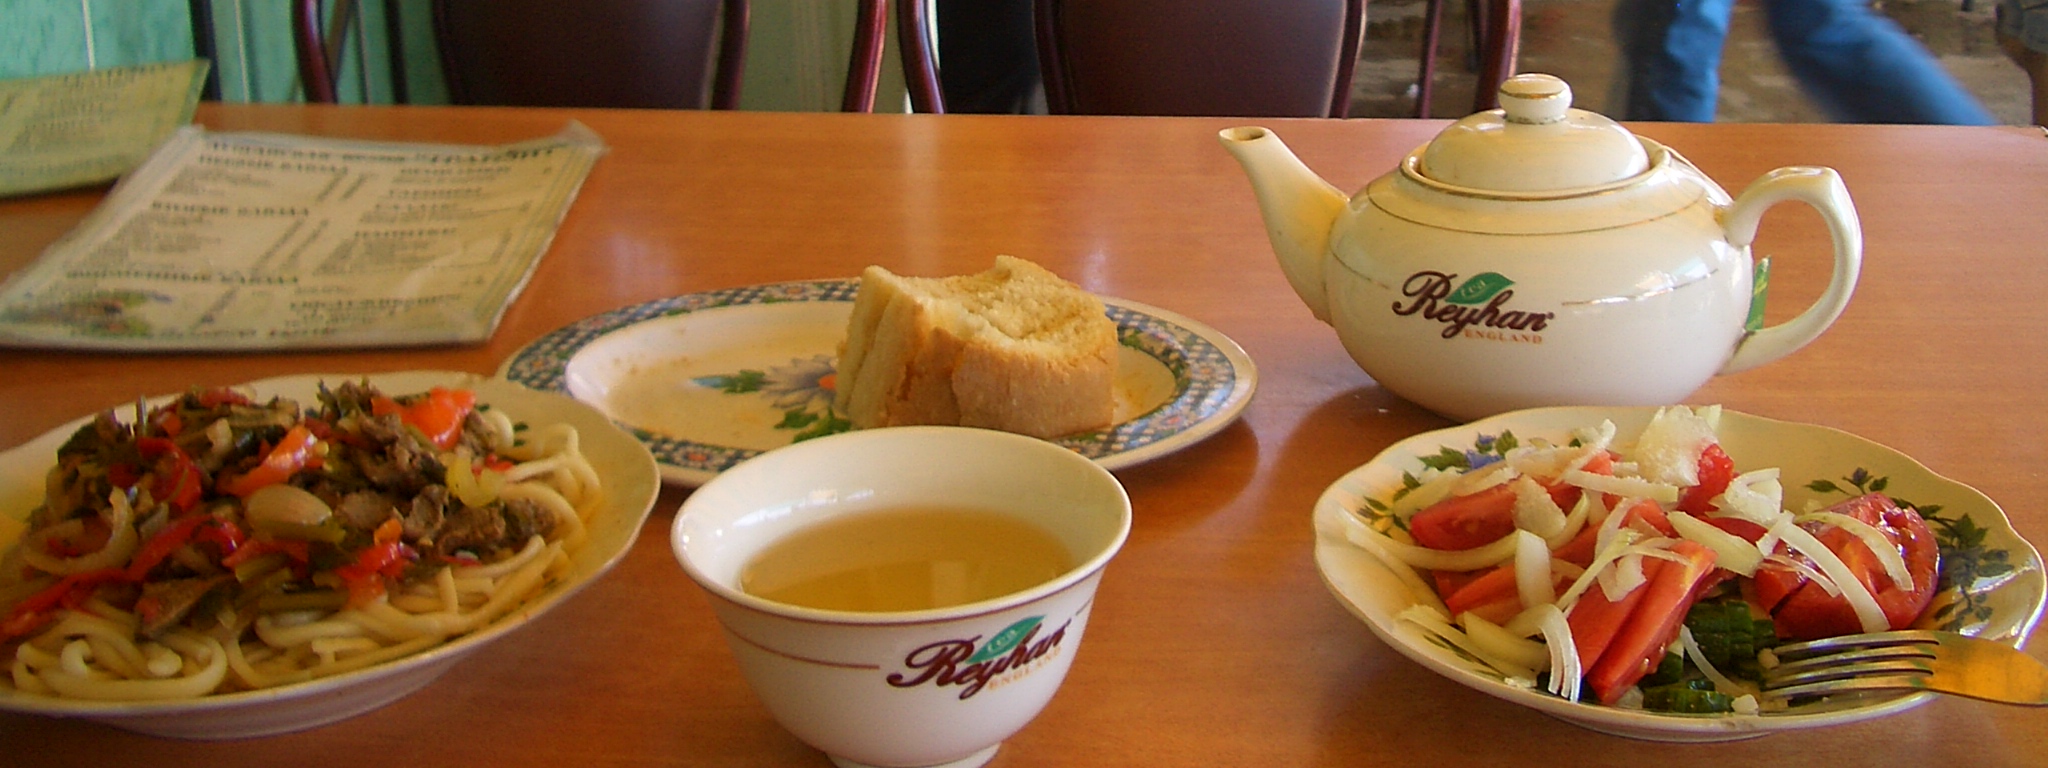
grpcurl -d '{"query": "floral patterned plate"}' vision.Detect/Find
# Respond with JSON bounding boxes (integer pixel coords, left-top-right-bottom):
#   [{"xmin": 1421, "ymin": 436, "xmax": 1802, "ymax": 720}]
[
  {"xmin": 498, "ymin": 279, "xmax": 1257, "ymax": 486},
  {"xmin": 1314, "ymin": 406, "xmax": 2046, "ymax": 742}
]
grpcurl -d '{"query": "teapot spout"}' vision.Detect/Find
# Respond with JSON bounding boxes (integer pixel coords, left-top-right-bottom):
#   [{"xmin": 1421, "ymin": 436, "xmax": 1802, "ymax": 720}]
[{"xmin": 1218, "ymin": 127, "xmax": 1349, "ymax": 323}]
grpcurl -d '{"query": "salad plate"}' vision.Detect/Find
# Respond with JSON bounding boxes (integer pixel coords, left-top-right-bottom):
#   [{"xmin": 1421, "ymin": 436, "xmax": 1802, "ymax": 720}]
[
  {"xmin": 0, "ymin": 371, "xmax": 662, "ymax": 738},
  {"xmin": 1313, "ymin": 406, "xmax": 2047, "ymax": 742},
  {"xmin": 498, "ymin": 278, "xmax": 1258, "ymax": 486}
]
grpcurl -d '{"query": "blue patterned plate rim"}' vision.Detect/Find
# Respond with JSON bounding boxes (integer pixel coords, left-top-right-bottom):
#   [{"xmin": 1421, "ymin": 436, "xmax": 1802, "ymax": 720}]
[{"xmin": 494, "ymin": 278, "xmax": 1258, "ymax": 485}]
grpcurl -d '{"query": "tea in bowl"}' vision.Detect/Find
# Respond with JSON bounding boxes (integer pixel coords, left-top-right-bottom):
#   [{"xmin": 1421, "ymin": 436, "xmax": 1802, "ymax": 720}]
[{"xmin": 672, "ymin": 426, "xmax": 1132, "ymax": 768}]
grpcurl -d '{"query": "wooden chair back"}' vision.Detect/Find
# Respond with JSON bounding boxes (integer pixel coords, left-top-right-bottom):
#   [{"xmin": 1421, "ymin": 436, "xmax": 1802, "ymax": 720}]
[
  {"xmin": 1028, "ymin": 0, "xmax": 1365, "ymax": 118},
  {"xmin": 296, "ymin": 0, "xmax": 887, "ymax": 112}
]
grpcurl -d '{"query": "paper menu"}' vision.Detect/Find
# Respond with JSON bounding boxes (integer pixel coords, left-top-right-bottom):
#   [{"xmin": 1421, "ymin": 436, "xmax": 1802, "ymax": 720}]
[
  {"xmin": 0, "ymin": 60, "xmax": 210, "ymax": 198},
  {"xmin": 0, "ymin": 122, "xmax": 607, "ymax": 351}
]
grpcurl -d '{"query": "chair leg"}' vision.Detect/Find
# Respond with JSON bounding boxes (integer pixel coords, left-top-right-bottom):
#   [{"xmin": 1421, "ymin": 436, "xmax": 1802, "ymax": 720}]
[
  {"xmin": 900, "ymin": 0, "xmax": 945, "ymax": 112},
  {"xmin": 843, "ymin": 0, "xmax": 886, "ymax": 111},
  {"xmin": 1471, "ymin": 0, "xmax": 1522, "ymax": 112},
  {"xmin": 1417, "ymin": 0, "xmax": 1446, "ymax": 117},
  {"xmin": 293, "ymin": 0, "xmax": 338, "ymax": 103},
  {"xmin": 188, "ymin": 0, "xmax": 222, "ymax": 100},
  {"xmin": 711, "ymin": 0, "xmax": 749, "ymax": 110}
]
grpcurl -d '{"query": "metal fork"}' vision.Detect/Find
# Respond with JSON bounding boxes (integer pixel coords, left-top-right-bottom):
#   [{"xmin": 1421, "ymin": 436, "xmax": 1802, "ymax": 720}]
[{"xmin": 1760, "ymin": 629, "xmax": 2048, "ymax": 706}]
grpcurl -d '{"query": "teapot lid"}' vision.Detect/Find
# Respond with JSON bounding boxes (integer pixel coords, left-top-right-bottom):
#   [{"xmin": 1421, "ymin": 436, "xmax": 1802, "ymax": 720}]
[{"xmin": 1414, "ymin": 74, "xmax": 1651, "ymax": 193}]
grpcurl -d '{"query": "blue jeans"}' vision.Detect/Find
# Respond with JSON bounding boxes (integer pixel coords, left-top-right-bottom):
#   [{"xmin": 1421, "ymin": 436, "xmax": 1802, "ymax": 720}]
[{"xmin": 1613, "ymin": 0, "xmax": 1997, "ymax": 124}]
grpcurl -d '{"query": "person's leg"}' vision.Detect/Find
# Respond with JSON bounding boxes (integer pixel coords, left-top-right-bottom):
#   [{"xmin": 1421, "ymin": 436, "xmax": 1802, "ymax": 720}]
[
  {"xmin": 1765, "ymin": 0, "xmax": 1997, "ymax": 124},
  {"xmin": 1612, "ymin": 0, "xmax": 1739, "ymax": 121},
  {"xmin": 1997, "ymin": 0, "xmax": 2048, "ymax": 125}
]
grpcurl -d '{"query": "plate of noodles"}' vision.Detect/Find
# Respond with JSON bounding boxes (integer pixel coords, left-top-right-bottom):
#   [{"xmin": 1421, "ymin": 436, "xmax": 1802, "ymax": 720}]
[{"xmin": 0, "ymin": 370, "xmax": 661, "ymax": 738}]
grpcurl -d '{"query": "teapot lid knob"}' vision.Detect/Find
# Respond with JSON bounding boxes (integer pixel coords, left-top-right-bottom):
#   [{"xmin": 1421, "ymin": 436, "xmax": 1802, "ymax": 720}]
[
  {"xmin": 1499, "ymin": 73, "xmax": 1572, "ymax": 124},
  {"xmin": 1415, "ymin": 73, "xmax": 1652, "ymax": 193}
]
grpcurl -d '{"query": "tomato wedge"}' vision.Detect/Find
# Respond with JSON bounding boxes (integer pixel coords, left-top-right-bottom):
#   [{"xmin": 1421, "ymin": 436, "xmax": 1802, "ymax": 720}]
[
  {"xmin": 1439, "ymin": 564, "xmax": 1574, "ymax": 625},
  {"xmin": 1579, "ymin": 540, "xmax": 1719, "ymax": 705},
  {"xmin": 1409, "ymin": 483, "xmax": 1519, "ymax": 551},
  {"xmin": 1752, "ymin": 493, "xmax": 1940, "ymax": 640},
  {"xmin": 1551, "ymin": 498, "xmax": 1676, "ymax": 567},
  {"xmin": 1676, "ymin": 443, "xmax": 1735, "ymax": 514}
]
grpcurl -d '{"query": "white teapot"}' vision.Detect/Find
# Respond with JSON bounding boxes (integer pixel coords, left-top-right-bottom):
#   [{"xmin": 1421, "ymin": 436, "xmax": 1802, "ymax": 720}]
[{"xmin": 1218, "ymin": 73, "xmax": 1861, "ymax": 421}]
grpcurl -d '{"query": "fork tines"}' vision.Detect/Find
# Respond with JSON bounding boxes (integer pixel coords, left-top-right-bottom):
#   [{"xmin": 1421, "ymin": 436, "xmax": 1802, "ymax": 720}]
[{"xmin": 1760, "ymin": 630, "xmax": 1941, "ymax": 700}]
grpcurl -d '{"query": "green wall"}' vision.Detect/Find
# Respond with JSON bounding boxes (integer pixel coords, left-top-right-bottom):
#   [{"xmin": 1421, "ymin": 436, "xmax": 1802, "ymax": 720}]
[{"xmin": 0, "ymin": 0, "xmax": 907, "ymax": 111}]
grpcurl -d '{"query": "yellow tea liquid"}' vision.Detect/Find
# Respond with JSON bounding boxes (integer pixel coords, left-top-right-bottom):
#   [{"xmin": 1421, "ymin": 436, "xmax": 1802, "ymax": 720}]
[{"xmin": 740, "ymin": 507, "xmax": 1073, "ymax": 612}]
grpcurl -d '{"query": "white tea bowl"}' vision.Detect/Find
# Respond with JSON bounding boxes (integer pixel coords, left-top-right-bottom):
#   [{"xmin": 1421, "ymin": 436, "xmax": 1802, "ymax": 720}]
[{"xmin": 672, "ymin": 426, "xmax": 1131, "ymax": 768}]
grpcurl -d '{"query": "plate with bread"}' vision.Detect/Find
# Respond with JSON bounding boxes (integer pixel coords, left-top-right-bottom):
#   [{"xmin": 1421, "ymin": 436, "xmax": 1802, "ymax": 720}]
[{"xmin": 499, "ymin": 257, "xmax": 1257, "ymax": 485}]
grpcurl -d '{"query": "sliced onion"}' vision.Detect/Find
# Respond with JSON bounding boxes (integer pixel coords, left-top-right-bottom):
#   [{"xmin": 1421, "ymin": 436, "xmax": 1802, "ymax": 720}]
[
  {"xmin": 1555, "ymin": 528, "xmax": 1642, "ymax": 612},
  {"xmin": 1678, "ymin": 625, "xmax": 1751, "ymax": 698},
  {"xmin": 1712, "ymin": 470, "xmax": 1787, "ymax": 525},
  {"xmin": 1544, "ymin": 493, "xmax": 1593, "ymax": 550},
  {"xmin": 1578, "ymin": 492, "xmax": 1613, "ymax": 535},
  {"xmin": 1800, "ymin": 511, "xmax": 1914, "ymax": 592},
  {"xmin": 1335, "ymin": 512, "xmax": 1447, "ymax": 611},
  {"xmin": 1457, "ymin": 611, "xmax": 1550, "ymax": 672},
  {"xmin": 1342, "ymin": 518, "xmax": 1518, "ymax": 572},
  {"xmin": 1450, "ymin": 460, "xmax": 1519, "ymax": 497},
  {"xmin": 1563, "ymin": 470, "xmax": 1681, "ymax": 504},
  {"xmin": 1632, "ymin": 406, "xmax": 1717, "ymax": 486},
  {"xmin": 1398, "ymin": 605, "xmax": 1539, "ymax": 681},
  {"xmin": 21, "ymin": 490, "xmax": 140, "ymax": 575},
  {"xmin": 1511, "ymin": 477, "xmax": 1567, "ymax": 538},
  {"xmin": 1569, "ymin": 420, "xmax": 1618, "ymax": 456},
  {"xmin": 1770, "ymin": 517, "xmax": 1889, "ymax": 632},
  {"xmin": 1667, "ymin": 510, "xmax": 1764, "ymax": 576},
  {"xmin": 1534, "ymin": 604, "xmax": 1582, "ymax": 702},
  {"xmin": 1388, "ymin": 468, "xmax": 1465, "ymax": 519},
  {"xmin": 1509, "ymin": 442, "xmax": 1603, "ymax": 480},
  {"xmin": 1515, "ymin": 530, "xmax": 1556, "ymax": 610},
  {"xmin": 1763, "ymin": 553, "xmax": 1842, "ymax": 596},
  {"xmin": 1599, "ymin": 553, "xmax": 1648, "ymax": 602},
  {"xmin": 1594, "ymin": 496, "xmax": 1643, "ymax": 557}
]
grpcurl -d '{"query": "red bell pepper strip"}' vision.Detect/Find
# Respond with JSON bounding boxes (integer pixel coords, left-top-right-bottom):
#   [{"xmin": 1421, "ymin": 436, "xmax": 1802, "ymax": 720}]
[
  {"xmin": 192, "ymin": 518, "xmax": 245, "ymax": 558},
  {"xmin": 372, "ymin": 387, "xmax": 477, "ymax": 451},
  {"xmin": 1583, "ymin": 540, "xmax": 1719, "ymax": 705},
  {"xmin": 138, "ymin": 437, "xmax": 206, "ymax": 514},
  {"xmin": 0, "ymin": 568, "xmax": 127, "ymax": 640},
  {"xmin": 217, "ymin": 425, "xmax": 321, "ymax": 498},
  {"xmin": 194, "ymin": 387, "xmax": 251, "ymax": 408},
  {"xmin": 335, "ymin": 519, "xmax": 416, "ymax": 607},
  {"xmin": 126, "ymin": 515, "xmax": 211, "ymax": 581},
  {"xmin": 147, "ymin": 408, "xmax": 184, "ymax": 438}
]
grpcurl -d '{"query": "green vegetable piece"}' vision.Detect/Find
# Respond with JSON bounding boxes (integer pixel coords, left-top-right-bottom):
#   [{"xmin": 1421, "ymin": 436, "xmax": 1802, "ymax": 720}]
[
  {"xmin": 1683, "ymin": 598, "xmax": 1769, "ymax": 681},
  {"xmin": 1640, "ymin": 683, "xmax": 1735, "ymax": 714},
  {"xmin": 1637, "ymin": 652, "xmax": 1687, "ymax": 687}
]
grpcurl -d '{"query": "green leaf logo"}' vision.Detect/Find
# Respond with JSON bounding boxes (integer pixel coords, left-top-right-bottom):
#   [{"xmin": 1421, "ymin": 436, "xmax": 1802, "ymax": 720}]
[
  {"xmin": 1446, "ymin": 273, "xmax": 1515, "ymax": 305},
  {"xmin": 966, "ymin": 616, "xmax": 1044, "ymax": 664},
  {"xmin": 1746, "ymin": 258, "xmax": 1771, "ymax": 333}
]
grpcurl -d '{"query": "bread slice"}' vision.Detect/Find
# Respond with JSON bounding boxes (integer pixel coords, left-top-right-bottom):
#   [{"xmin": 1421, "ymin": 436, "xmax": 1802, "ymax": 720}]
[{"xmin": 835, "ymin": 256, "xmax": 1118, "ymax": 439}]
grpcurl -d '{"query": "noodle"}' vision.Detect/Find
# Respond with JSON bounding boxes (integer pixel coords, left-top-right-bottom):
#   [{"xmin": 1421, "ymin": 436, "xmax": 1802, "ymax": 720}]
[{"xmin": 0, "ymin": 383, "xmax": 603, "ymax": 702}]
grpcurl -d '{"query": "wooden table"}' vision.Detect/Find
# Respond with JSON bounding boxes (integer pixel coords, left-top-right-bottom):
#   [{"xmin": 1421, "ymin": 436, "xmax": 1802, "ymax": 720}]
[{"xmin": 2, "ymin": 105, "xmax": 2044, "ymax": 766}]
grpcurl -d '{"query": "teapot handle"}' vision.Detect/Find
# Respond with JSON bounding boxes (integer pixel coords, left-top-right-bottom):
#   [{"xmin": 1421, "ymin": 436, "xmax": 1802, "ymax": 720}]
[{"xmin": 1718, "ymin": 166, "xmax": 1862, "ymax": 374}]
